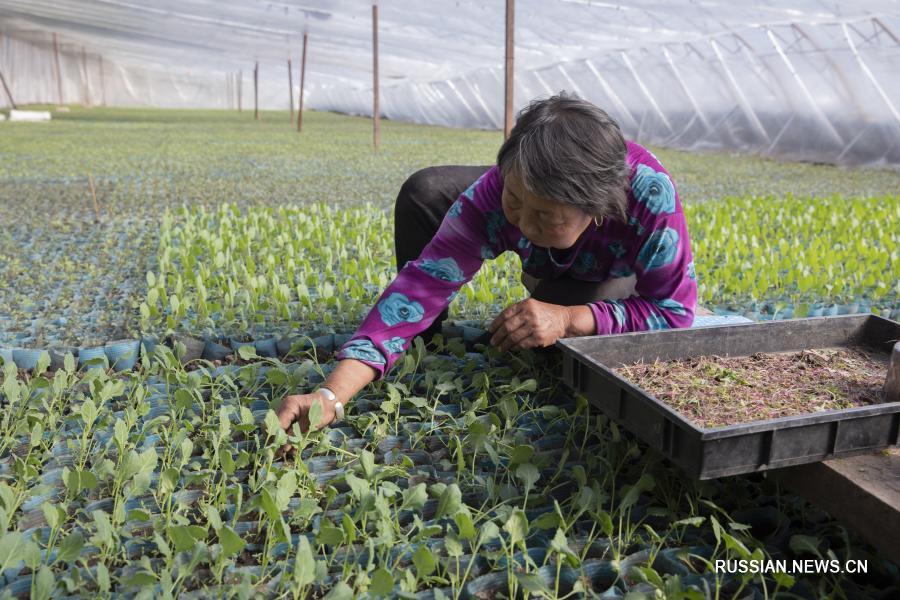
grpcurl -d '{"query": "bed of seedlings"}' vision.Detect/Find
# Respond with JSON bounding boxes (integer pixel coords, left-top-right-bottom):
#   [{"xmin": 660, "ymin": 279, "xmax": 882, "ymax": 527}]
[
  {"xmin": 1, "ymin": 107, "xmax": 899, "ymax": 349},
  {"xmin": 2, "ymin": 339, "xmax": 898, "ymax": 599},
  {"xmin": 1, "ymin": 107, "xmax": 899, "ymax": 597}
]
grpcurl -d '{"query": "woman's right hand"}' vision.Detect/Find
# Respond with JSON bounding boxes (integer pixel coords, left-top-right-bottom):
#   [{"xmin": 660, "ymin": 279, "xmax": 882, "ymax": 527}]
[{"xmin": 277, "ymin": 391, "xmax": 338, "ymax": 435}]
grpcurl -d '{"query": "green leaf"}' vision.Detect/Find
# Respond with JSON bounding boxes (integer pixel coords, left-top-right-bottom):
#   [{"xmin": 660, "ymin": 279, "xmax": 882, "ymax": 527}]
[
  {"xmin": 167, "ymin": 525, "xmax": 198, "ymax": 553},
  {"xmin": 219, "ymin": 526, "xmax": 245, "ymax": 558},
  {"xmin": 435, "ymin": 483, "xmax": 462, "ymax": 520},
  {"xmin": 359, "ymin": 450, "xmax": 376, "ymax": 480},
  {"xmin": 316, "ymin": 524, "xmax": 343, "ymax": 547},
  {"xmin": 369, "ymin": 567, "xmax": 394, "ymax": 596},
  {"xmin": 508, "ymin": 445, "xmax": 534, "ymax": 465},
  {"xmin": 789, "ymin": 534, "xmax": 822, "ymax": 558},
  {"xmin": 515, "ymin": 572, "xmax": 549, "ymax": 595},
  {"xmin": 35, "ymin": 351, "xmax": 51, "ymax": 377},
  {"xmin": 238, "ymin": 345, "xmax": 258, "ymax": 360},
  {"xmin": 413, "ymin": 545, "xmax": 436, "ymax": 578},
  {"xmin": 503, "ymin": 509, "xmax": 528, "ymax": 547},
  {"xmin": 293, "ymin": 536, "xmax": 316, "ymax": 587},
  {"xmin": 63, "ymin": 352, "xmax": 75, "ymax": 374},
  {"xmin": 454, "ymin": 511, "xmax": 476, "ymax": 540},
  {"xmin": 308, "ymin": 397, "xmax": 324, "ymax": 430},
  {"xmin": 33, "ymin": 565, "xmax": 55, "ymax": 600},
  {"xmin": 124, "ymin": 572, "xmax": 157, "ymax": 587},
  {"xmin": 323, "ymin": 581, "xmax": 353, "ymax": 600},
  {"xmin": 54, "ymin": 531, "xmax": 84, "ymax": 564},
  {"xmin": 515, "ymin": 463, "xmax": 540, "ymax": 494},
  {"xmin": 401, "ymin": 483, "xmax": 427, "ymax": 511}
]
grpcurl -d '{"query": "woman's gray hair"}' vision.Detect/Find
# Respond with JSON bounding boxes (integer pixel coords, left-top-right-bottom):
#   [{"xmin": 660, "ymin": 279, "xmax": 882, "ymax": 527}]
[{"xmin": 497, "ymin": 91, "xmax": 630, "ymax": 221}]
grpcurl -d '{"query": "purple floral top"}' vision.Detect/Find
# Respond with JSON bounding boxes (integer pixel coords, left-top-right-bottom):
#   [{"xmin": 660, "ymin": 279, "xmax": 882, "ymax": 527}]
[{"xmin": 336, "ymin": 140, "xmax": 698, "ymax": 379}]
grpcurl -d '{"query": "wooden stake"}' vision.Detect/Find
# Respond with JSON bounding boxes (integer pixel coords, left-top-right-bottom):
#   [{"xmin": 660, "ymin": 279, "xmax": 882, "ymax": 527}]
[
  {"xmin": 237, "ymin": 70, "xmax": 242, "ymax": 112},
  {"xmin": 0, "ymin": 68, "xmax": 15, "ymax": 109},
  {"xmin": 53, "ymin": 33, "xmax": 64, "ymax": 106},
  {"xmin": 287, "ymin": 59, "xmax": 294, "ymax": 124},
  {"xmin": 99, "ymin": 55, "xmax": 107, "ymax": 106},
  {"xmin": 88, "ymin": 174, "xmax": 100, "ymax": 223},
  {"xmin": 372, "ymin": 4, "xmax": 380, "ymax": 149},
  {"xmin": 81, "ymin": 46, "xmax": 91, "ymax": 107},
  {"xmin": 298, "ymin": 32, "xmax": 308, "ymax": 133},
  {"xmin": 254, "ymin": 61, "xmax": 259, "ymax": 120},
  {"xmin": 504, "ymin": 0, "xmax": 515, "ymax": 139}
]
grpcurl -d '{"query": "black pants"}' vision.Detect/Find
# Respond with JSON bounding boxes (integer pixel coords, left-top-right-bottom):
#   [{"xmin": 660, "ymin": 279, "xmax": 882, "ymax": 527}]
[{"xmin": 394, "ymin": 165, "xmax": 624, "ymax": 341}]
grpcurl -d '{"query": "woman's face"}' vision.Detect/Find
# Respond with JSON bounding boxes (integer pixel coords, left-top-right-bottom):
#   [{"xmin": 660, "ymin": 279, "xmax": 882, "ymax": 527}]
[{"xmin": 501, "ymin": 170, "xmax": 594, "ymax": 250}]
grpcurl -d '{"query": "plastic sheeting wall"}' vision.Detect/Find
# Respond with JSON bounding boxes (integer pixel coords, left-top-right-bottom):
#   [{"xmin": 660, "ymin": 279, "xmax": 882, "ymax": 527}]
[
  {"xmin": 2, "ymin": 1, "xmax": 900, "ymax": 166},
  {"xmin": 316, "ymin": 16, "xmax": 900, "ymax": 167}
]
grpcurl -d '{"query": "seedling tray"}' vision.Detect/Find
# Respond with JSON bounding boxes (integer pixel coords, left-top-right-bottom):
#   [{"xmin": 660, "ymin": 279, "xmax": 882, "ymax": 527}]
[{"xmin": 557, "ymin": 315, "xmax": 900, "ymax": 480}]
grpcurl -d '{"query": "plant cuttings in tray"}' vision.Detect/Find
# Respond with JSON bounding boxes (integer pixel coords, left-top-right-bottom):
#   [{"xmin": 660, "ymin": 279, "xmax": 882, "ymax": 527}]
[{"xmin": 614, "ymin": 346, "xmax": 890, "ymax": 428}]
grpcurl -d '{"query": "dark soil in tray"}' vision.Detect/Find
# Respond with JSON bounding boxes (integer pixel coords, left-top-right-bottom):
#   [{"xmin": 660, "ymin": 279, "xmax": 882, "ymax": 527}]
[{"xmin": 614, "ymin": 346, "xmax": 890, "ymax": 428}]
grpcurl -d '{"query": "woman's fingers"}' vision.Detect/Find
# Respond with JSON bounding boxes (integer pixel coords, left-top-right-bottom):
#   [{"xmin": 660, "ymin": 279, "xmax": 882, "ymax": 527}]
[
  {"xmin": 277, "ymin": 395, "xmax": 304, "ymax": 430},
  {"xmin": 489, "ymin": 300, "xmax": 524, "ymax": 333}
]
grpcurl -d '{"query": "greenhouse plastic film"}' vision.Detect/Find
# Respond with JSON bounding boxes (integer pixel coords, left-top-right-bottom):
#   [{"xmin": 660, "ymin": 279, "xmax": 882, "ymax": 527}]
[{"xmin": 2, "ymin": 1, "xmax": 899, "ymax": 165}]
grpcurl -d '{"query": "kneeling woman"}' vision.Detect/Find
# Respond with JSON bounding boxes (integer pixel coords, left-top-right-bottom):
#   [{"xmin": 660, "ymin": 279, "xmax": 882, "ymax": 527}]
[{"xmin": 279, "ymin": 92, "xmax": 698, "ymax": 433}]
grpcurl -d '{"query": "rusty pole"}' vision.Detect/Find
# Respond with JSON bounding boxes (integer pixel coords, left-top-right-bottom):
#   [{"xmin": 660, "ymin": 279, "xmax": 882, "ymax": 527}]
[
  {"xmin": 504, "ymin": 0, "xmax": 515, "ymax": 139},
  {"xmin": 372, "ymin": 4, "xmax": 380, "ymax": 149},
  {"xmin": 298, "ymin": 32, "xmax": 308, "ymax": 133}
]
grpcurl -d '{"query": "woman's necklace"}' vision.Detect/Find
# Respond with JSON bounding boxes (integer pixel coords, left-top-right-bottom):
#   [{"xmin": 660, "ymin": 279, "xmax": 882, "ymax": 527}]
[{"xmin": 547, "ymin": 215, "xmax": 603, "ymax": 268}]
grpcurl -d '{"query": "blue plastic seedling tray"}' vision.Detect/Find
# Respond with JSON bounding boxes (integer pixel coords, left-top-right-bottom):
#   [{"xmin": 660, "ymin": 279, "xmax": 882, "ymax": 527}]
[{"xmin": 557, "ymin": 314, "xmax": 900, "ymax": 479}]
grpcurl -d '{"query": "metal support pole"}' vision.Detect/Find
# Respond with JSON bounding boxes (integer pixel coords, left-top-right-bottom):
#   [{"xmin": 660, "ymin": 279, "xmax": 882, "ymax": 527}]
[
  {"xmin": 298, "ymin": 32, "xmax": 308, "ymax": 132},
  {"xmin": 99, "ymin": 55, "xmax": 107, "ymax": 106},
  {"xmin": 254, "ymin": 61, "xmax": 259, "ymax": 120},
  {"xmin": 288, "ymin": 59, "xmax": 294, "ymax": 124},
  {"xmin": 372, "ymin": 4, "xmax": 380, "ymax": 149},
  {"xmin": 238, "ymin": 70, "xmax": 242, "ymax": 112},
  {"xmin": 81, "ymin": 46, "xmax": 91, "ymax": 107},
  {"xmin": 504, "ymin": 0, "xmax": 515, "ymax": 139},
  {"xmin": 53, "ymin": 33, "xmax": 64, "ymax": 105}
]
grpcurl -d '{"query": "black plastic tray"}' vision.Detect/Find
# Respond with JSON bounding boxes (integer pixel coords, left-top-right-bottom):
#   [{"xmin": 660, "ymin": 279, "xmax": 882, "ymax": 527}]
[{"xmin": 557, "ymin": 315, "xmax": 900, "ymax": 480}]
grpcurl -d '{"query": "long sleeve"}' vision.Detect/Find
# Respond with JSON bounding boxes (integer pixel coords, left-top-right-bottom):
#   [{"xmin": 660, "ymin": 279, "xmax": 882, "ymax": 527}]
[
  {"xmin": 588, "ymin": 162, "xmax": 698, "ymax": 334},
  {"xmin": 335, "ymin": 167, "xmax": 504, "ymax": 379}
]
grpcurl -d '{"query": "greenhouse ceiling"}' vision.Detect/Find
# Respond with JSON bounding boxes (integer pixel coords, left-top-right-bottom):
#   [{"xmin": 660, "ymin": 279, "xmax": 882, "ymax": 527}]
[{"xmin": 2, "ymin": 1, "xmax": 899, "ymax": 165}]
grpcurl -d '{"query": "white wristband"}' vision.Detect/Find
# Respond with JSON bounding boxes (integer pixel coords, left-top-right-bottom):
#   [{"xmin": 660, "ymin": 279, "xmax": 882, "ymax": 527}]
[{"xmin": 317, "ymin": 387, "xmax": 343, "ymax": 420}]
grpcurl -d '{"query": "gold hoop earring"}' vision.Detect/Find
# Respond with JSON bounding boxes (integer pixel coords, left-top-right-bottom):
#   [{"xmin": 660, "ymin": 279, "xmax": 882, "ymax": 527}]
[{"xmin": 594, "ymin": 215, "xmax": 603, "ymax": 228}]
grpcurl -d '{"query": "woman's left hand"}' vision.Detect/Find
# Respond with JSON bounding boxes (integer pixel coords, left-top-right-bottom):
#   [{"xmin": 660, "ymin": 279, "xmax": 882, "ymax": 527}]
[{"xmin": 488, "ymin": 298, "xmax": 572, "ymax": 352}]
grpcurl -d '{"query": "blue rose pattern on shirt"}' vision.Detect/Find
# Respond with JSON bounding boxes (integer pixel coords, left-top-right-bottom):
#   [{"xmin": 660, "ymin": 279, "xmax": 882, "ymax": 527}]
[
  {"xmin": 608, "ymin": 300, "xmax": 627, "ymax": 327},
  {"xmin": 637, "ymin": 228, "xmax": 679, "ymax": 272},
  {"xmin": 417, "ymin": 257, "xmax": 465, "ymax": 282},
  {"xmin": 447, "ymin": 199, "xmax": 464, "ymax": 218},
  {"xmin": 480, "ymin": 245, "xmax": 496, "ymax": 260},
  {"xmin": 654, "ymin": 298, "xmax": 687, "ymax": 316},
  {"xmin": 627, "ymin": 216, "xmax": 646, "ymax": 236},
  {"xmin": 609, "ymin": 266, "xmax": 635, "ymax": 279},
  {"xmin": 608, "ymin": 242, "xmax": 627, "ymax": 259},
  {"xmin": 382, "ymin": 336, "xmax": 407, "ymax": 355},
  {"xmin": 378, "ymin": 292, "xmax": 425, "ymax": 326},
  {"xmin": 340, "ymin": 339, "xmax": 386, "ymax": 365},
  {"xmin": 517, "ymin": 236, "xmax": 531, "ymax": 250},
  {"xmin": 632, "ymin": 164, "xmax": 676, "ymax": 215},
  {"xmin": 461, "ymin": 173, "xmax": 486, "ymax": 201},
  {"xmin": 571, "ymin": 251, "xmax": 597, "ymax": 274},
  {"xmin": 485, "ymin": 210, "xmax": 507, "ymax": 245},
  {"xmin": 646, "ymin": 313, "xmax": 670, "ymax": 330}
]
